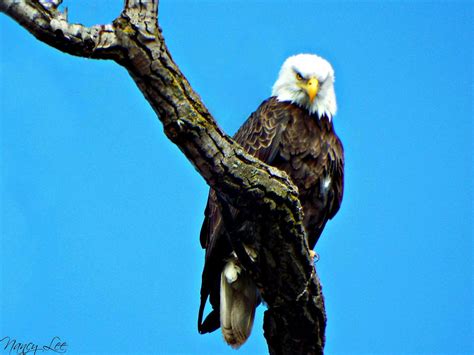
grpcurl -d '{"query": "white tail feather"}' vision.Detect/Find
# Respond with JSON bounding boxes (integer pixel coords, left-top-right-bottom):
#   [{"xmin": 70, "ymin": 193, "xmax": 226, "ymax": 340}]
[{"xmin": 220, "ymin": 256, "xmax": 259, "ymax": 348}]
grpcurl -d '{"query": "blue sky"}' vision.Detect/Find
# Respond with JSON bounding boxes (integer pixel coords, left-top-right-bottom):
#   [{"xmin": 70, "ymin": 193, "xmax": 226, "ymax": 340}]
[{"xmin": 1, "ymin": 1, "xmax": 472, "ymax": 354}]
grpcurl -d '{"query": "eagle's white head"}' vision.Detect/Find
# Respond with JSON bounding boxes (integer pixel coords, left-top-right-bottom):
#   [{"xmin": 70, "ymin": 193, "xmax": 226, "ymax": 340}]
[{"xmin": 272, "ymin": 54, "xmax": 337, "ymax": 119}]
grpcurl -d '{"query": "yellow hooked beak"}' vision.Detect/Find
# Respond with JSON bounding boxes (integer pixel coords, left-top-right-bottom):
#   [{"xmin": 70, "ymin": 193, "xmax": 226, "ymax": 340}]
[{"xmin": 305, "ymin": 77, "xmax": 319, "ymax": 103}]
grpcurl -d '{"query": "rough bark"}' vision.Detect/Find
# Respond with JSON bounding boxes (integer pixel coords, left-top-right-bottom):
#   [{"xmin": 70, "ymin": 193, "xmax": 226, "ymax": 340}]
[{"xmin": 1, "ymin": 1, "xmax": 326, "ymax": 353}]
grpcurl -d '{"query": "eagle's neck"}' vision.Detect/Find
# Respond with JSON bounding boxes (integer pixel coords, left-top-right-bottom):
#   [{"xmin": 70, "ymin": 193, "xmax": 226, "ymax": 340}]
[{"xmin": 274, "ymin": 89, "xmax": 336, "ymax": 120}]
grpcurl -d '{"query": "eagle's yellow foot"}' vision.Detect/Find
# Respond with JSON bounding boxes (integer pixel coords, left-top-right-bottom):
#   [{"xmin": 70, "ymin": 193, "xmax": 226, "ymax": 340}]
[{"xmin": 309, "ymin": 250, "xmax": 320, "ymax": 263}]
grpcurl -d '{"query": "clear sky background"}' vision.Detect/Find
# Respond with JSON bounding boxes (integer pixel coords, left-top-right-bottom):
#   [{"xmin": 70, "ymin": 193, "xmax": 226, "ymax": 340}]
[{"xmin": 1, "ymin": 1, "xmax": 472, "ymax": 354}]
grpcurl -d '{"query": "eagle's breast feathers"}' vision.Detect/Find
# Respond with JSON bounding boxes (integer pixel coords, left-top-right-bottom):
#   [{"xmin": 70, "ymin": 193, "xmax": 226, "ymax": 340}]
[{"xmin": 234, "ymin": 97, "xmax": 344, "ymax": 248}]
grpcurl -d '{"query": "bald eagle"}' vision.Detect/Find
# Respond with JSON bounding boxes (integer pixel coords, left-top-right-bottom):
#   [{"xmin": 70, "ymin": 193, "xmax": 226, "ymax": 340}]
[{"xmin": 198, "ymin": 54, "xmax": 344, "ymax": 348}]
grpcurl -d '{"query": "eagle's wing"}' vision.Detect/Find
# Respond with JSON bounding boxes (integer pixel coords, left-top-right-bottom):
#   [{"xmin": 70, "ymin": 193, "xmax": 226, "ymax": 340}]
[
  {"xmin": 199, "ymin": 97, "xmax": 290, "ymax": 249},
  {"xmin": 327, "ymin": 134, "xmax": 344, "ymax": 220},
  {"xmin": 304, "ymin": 132, "xmax": 344, "ymax": 247},
  {"xmin": 198, "ymin": 98, "xmax": 290, "ymax": 334},
  {"xmin": 233, "ymin": 97, "xmax": 291, "ymax": 163}
]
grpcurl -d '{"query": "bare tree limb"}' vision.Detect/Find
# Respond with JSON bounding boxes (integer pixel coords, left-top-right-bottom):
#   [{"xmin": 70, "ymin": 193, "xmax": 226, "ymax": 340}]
[
  {"xmin": 0, "ymin": 0, "xmax": 118, "ymax": 58},
  {"xmin": 124, "ymin": 0, "xmax": 158, "ymax": 29},
  {"xmin": 1, "ymin": 1, "xmax": 327, "ymax": 353}
]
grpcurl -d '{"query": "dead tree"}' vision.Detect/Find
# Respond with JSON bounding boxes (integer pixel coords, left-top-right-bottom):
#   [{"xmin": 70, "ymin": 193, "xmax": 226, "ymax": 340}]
[{"xmin": 0, "ymin": 1, "xmax": 327, "ymax": 353}]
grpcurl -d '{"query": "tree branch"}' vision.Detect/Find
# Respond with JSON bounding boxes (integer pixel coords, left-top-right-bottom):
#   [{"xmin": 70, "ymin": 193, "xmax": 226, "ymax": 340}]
[
  {"xmin": 0, "ymin": 0, "xmax": 118, "ymax": 59},
  {"xmin": 1, "ymin": 1, "xmax": 327, "ymax": 353},
  {"xmin": 124, "ymin": 0, "xmax": 158, "ymax": 24}
]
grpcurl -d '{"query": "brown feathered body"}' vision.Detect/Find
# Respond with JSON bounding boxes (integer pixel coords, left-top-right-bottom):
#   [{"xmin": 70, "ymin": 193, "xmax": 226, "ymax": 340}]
[{"xmin": 198, "ymin": 97, "xmax": 344, "ymax": 346}]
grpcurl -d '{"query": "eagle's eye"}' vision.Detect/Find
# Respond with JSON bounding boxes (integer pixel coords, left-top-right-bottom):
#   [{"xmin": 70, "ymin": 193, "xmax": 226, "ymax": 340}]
[{"xmin": 295, "ymin": 72, "xmax": 304, "ymax": 81}]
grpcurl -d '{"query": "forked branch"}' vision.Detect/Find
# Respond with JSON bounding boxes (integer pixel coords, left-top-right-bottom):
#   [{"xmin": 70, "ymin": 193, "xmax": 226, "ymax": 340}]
[{"xmin": 1, "ymin": 1, "xmax": 326, "ymax": 353}]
